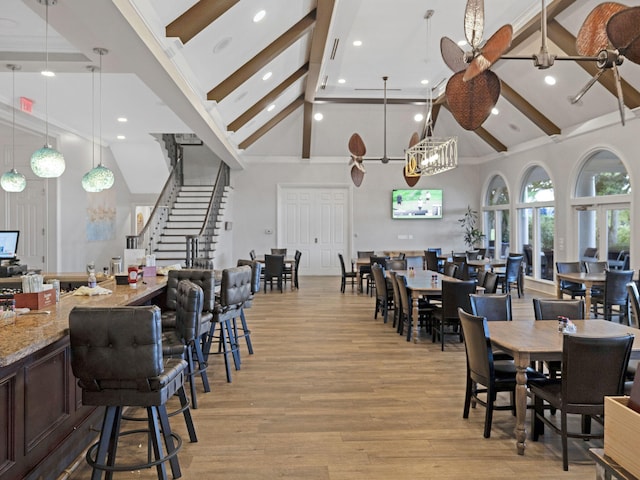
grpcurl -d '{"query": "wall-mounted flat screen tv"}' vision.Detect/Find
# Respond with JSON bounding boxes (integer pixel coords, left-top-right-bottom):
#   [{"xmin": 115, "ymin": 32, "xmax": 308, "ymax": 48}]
[
  {"xmin": 392, "ymin": 189, "xmax": 443, "ymax": 219},
  {"xmin": 0, "ymin": 230, "xmax": 19, "ymax": 259}
]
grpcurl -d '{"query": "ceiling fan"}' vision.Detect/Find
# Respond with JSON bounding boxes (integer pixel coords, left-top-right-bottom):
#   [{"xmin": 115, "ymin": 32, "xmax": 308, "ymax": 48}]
[
  {"xmin": 347, "ymin": 76, "xmax": 419, "ymax": 187},
  {"xmin": 441, "ymin": 0, "xmax": 640, "ymax": 130}
]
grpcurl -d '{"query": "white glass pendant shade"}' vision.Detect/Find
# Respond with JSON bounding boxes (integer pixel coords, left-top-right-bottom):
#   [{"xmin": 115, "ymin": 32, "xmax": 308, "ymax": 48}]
[
  {"xmin": 30, "ymin": 145, "xmax": 65, "ymax": 178},
  {"xmin": 0, "ymin": 168, "xmax": 27, "ymax": 192},
  {"xmin": 82, "ymin": 164, "xmax": 114, "ymax": 192}
]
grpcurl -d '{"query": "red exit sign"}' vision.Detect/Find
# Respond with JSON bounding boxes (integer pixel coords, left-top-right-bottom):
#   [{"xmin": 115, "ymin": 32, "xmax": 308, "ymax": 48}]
[{"xmin": 20, "ymin": 97, "xmax": 33, "ymax": 114}]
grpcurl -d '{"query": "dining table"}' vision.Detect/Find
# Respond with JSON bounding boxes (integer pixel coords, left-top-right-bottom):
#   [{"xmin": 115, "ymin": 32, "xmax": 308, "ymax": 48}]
[
  {"xmin": 467, "ymin": 258, "xmax": 506, "ymax": 272},
  {"xmin": 488, "ymin": 319, "xmax": 640, "ymax": 456},
  {"xmin": 555, "ymin": 271, "xmax": 606, "ymax": 318},
  {"xmin": 396, "ymin": 269, "xmax": 462, "ymax": 343}
]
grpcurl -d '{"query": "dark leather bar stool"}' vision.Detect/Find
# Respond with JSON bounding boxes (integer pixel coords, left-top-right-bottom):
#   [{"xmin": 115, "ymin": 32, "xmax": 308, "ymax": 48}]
[
  {"xmin": 204, "ymin": 266, "xmax": 252, "ymax": 382},
  {"xmin": 236, "ymin": 260, "xmax": 262, "ymax": 358},
  {"xmin": 161, "ymin": 269, "xmax": 216, "ymax": 333},
  {"xmin": 163, "ymin": 280, "xmax": 210, "ymax": 409},
  {"xmin": 69, "ymin": 305, "xmax": 193, "ymax": 480}
]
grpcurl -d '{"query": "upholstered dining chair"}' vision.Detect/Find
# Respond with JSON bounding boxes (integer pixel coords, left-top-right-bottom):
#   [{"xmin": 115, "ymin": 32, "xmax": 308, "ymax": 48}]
[
  {"xmin": 371, "ymin": 263, "xmax": 393, "ymax": 324},
  {"xmin": 627, "ymin": 282, "xmax": 640, "ymax": 329},
  {"xmin": 338, "ymin": 253, "xmax": 357, "ymax": 293},
  {"xmin": 591, "ymin": 269, "xmax": 635, "ymax": 322},
  {"xmin": 271, "ymin": 248, "xmax": 287, "ymax": 255},
  {"xmin": 458, "ymin": 308, "xmax": 545, "ymax": 439},
  {"xmin": 532, "ymin": 298, "xmax": 585, "ymax": 380},
  {"xmin": 432, "ymin": 279, "xmax": 476, "ymax": 351},
  {"xmin": 263, "ymin": 254, "xmax": 285, "ymax": 293},
  {"xmin": 387, "ymin": 270, "xmax": 402, "ymax": 330},
  {"xmin": 368, "ymin": 255, "xmax": 389, "ymax": 296},
  {"xmin": 424, "ymin": 250, "xmax": 439, "ymax": 272},
  {"xmin": 396, "ymin": 273, "xmax": 434, "ymax": 341},
  {"xmin": 235, "ymin": 260, "xmax": 262, "ymax": 357},
  {"xmin": 555, "ymin": 261, "xmax": 586, "ymax": 299},
  {"xmin": 497, "ymin": 254, "xmax": 524, "ymax": 297},
  {"xmin": 483, "ymin": 271, "xmax": 499, "ymax": 294},
  {"xmin": 530, "ymin": 333, "xmax": 634, "ymax": 471}
]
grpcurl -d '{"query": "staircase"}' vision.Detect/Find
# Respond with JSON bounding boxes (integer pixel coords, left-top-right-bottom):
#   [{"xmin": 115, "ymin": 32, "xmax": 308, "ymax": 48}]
[{"xmin": 154, "ymin": 185, "xmax": 221, "ymax": 265}]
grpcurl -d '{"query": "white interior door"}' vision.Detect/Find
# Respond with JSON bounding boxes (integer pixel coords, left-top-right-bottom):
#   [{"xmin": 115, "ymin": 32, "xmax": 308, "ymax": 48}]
[
  {"xmin": 7, "ymin": 179, "xmax": 47, "ymax": 271},
  {"xmin": 278, "ymin": 186, "xmax": 351, "ymax": 275}
]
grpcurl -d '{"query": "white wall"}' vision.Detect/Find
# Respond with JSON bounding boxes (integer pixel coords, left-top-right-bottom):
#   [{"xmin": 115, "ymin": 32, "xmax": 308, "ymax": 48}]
[
  {"xmin": 182, "ymin": 144, "xmax": 222, "ymax": 184},
  {"xmin": 478, "ymin": 118, "xmax": 640, "ymax": 273},
  {"xmin": 230, "ymin": 159, "xmax": 483, "ymax": 266}
]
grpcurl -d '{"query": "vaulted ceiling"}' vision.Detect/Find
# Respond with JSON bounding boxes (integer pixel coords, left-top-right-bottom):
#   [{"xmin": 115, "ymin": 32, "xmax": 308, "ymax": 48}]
[{"xmin": 2, "ymin": 0, "xmax": 640, "ymax": 172}]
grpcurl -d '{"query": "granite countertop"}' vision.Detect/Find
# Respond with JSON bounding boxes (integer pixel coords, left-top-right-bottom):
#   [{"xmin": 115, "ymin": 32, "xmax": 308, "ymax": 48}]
[{"xmin": 0, "ymin": 275, "xmax": 167, "ymax": 368}]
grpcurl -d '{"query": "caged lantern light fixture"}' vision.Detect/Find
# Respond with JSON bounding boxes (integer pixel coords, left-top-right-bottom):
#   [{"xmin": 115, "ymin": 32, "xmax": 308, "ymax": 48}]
[
  {"xmin": 30, "ymin": 0, "xmax": 65, "ymax": 178},
  {"xmin": 81, "ymin": 48, "xmax": 114, "ymax": 192},
  {"xmin": 1, "ymin": 64, "xmax": 27, "ymax": 193}
]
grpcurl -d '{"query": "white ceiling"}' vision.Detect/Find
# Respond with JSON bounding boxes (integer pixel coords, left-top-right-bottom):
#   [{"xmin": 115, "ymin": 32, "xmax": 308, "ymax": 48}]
[{"xmin": 1, "ymin": 0, "xmax": 640, "ymax": 180}]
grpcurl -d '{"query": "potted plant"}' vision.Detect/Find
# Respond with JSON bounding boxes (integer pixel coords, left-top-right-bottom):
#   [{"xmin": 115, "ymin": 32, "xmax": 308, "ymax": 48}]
[{"xmin": 458, "ymin": 205, "xmax": 485, "ymax": 250}]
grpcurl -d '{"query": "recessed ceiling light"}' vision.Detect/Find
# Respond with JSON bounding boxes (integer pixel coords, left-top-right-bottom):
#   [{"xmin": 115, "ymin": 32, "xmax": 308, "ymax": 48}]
[
  {"xmin": 117, "ymin": 135, "xmax": 126, "ymax": 140},
  {"xmin": 213, "ymin": 37, "xmax": 232, "ymax": 54},
  {"xmin": 414, "ymin": 113, "xmax": 424, "ymax": 122},
  {"xmin": 421, "ymin": 79, "xmax": 429, "ymax": 85},
  {"xmin": 41, "ymin": 70, "xmax": 55, "ymax": 77},
  {"xmin": 457, "ymin": 40, "xmax": 467, "ymax": 46},
  {"xmin": 491, "ymin": 107, "xmax": 499, "ymax": 115},
  {"xmin": 267, "ymin": 104, "xmax": 276, "ymax": 112},
  {"xmin": 314, "ymin": 112, "xmax": 324, "ymax": 121},
  {"xmin": 117, "ymin": 117, "xmax": 128, "ymax": 123},
  {"xmin": 338, "ymin": 78, "xmax": 346, "ymax": 84},
  {"xmin": 253, "ymin": 10, "xmax": 266, "ymax": 22},
  {"xmin": 353, "ymin": 40, "xmax": 362, "ymax": 47},
  {"xmin": 262, "ymin": 71, "xmax": 272, "ymax": 81},
  {"xmin": 545, "ymin": 75, "xmax": 556, "ymax": 86}
]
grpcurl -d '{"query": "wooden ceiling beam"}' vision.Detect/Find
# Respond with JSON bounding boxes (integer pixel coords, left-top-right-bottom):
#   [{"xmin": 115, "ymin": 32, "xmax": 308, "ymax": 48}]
[
  {"xmin": 305, "ymin": 0, "xmax": 336, "ymax": 103},
  {"xmin": 238, "ymin": 95, "xmax": 305, "ymax": 150},
  {"xmin": 506, "ymin": 0, "xmax": 577, "ymax": 53},
  {"xmin": 228, "ymin": 63, "xmax": 309, "ymax": 132},
  {"xmin": 441, "ymin": 104, "xmax": 507, "ymax": 153},
  {"xmin": 547, "ymin": 19, "xmax": 640, "ymax": 109},
  {"xmin": 166, "ymin": 0, "xmax": 239, "ymax": 45},
  {"xmin": 302, "ymin": 101, "xmax": 313, "ymax": 159},
  {"xmin": 500, "ymin": 81, "xmax": 561, "ymax": 136},
  {"xmin": 208, "ymin": 10, "xmax": 316, "ymax": 103}
]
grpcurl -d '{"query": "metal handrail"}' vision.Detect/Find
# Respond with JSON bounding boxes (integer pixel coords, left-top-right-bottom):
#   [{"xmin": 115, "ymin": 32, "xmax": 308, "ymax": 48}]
[
  {"xmin": 126, "ymin": 136, "xmax": 183, "ymax": 253},
  {"xmin": 185, "ymin": 162, "xmax": 230, "ymax": 266}
]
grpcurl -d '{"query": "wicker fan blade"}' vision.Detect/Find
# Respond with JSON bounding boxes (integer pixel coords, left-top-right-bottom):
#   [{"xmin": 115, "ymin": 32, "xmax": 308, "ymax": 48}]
[
  {"xmin": 612, "ymin": 64, "xmax": 626, "ymax": 125},
  {"xmin": 348, "ymin": 133, "xmax": 366, "ymax": 157},
  {"xmin": 446, "ymin": 70, "xmax": 501, "ymax": 131},
  {"xmin": 570, "ymin": 69, "xmax": 604, "ymax": 104},
  {"xmin": 409, "ymin": 132, "xmax": 420, "ymax": 148},
  {"xmin": 350, "ymin": 164, "xmax": 364, "ymax": 187},
  {"xmin": 441, "ymin": 37, "xmax": 467, "ymax": 73},
  {"xmin": 464, "ymin": 0, "xmax": 484, "ymax": 49},
  {"xmin": 403, "ymin": 167, "xmax": 420, "ymax": 187},
  {"xmin": 607, "ymin": 6, "xmax": 640, "ymax": 64},
  {"xmin": 463, "ymin": 24, "xmax": 513, "ymax": 82},
  {"xmin": 576, "ymin": 2, "xmax": 628, "ymax": 57}
]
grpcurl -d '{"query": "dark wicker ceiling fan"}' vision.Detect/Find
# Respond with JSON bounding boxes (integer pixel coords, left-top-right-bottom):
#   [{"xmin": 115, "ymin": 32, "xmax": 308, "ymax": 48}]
[
  {"xmin": 347, "ymin": 76, "xmax": 419, "ymax": 187},
  {"xmin": 441, "ymin": 0, "xmax": 640, "ymax": 130}
]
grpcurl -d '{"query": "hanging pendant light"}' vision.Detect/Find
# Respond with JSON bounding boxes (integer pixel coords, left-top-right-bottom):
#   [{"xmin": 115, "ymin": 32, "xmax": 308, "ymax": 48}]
[
  {"xmin": 82, "ymin": 48, "xmax": 114, "ymax": 192},
  {"xmin": 1, "ymin": 64, "xmax": 27, "ymax": 192},
  {"xmin": 30, "ymin": 0, "xmax": 65, "ymax": 178}
]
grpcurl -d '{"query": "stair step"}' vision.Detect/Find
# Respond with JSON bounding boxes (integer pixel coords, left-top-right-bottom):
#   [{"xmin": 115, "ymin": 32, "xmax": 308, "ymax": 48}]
[
  {"xmin": 182, "ymin": 185, "xmax": 214, "ymax": 191},
  {"xmin": 168, "ymin": 214, "xmax": 206, "ymax": 222},
  {"xmin": 166, "ymin": 221, "xmax": 203, "ymax": 229},
  {"xmin": 172, "ymin": 203, "xmax": 208, "ymax": 209},
  {"xmin": 179, "ymin": 190, "xmax": 214, "ymax": 197}
]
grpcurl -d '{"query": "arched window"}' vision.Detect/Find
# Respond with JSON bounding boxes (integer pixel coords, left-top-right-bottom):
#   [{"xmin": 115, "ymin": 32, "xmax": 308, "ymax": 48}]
[
  {"xmin": 517, "ymin": 166, "xmax": 555, "ymax": 281},
  {"xmin": 483, "ymin": 175, "xmax": 510, "ymax": 260},
  {"xmin": 574, "ymin": 150, "xmax": 631, "ymax": 268}
]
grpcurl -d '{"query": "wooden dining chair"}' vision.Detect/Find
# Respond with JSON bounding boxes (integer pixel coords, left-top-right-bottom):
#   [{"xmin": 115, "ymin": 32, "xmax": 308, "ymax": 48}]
[
  {"xmin": 338, "ymin": 253, "xmax": 357, "ymax": 293},
  {"xmin": 432, "ymin": 279, "xmax": 476, "ymax": 351}
]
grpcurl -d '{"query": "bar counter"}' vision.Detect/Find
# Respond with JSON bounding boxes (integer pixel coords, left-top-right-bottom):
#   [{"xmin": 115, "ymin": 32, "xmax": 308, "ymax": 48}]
[{"xmin": 0, "ymin": 273, "xmax": 167, "ymax": 479}]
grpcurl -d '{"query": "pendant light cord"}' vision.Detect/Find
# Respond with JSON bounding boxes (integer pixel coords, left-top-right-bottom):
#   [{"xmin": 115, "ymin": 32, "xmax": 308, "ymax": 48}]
[
  {"xmin": 44, "ymin": 1, "xmax": 50, "ymax": 143},
  {"xmin": 90, "ymin": 66, "xmax": 96, "ymax": 168},
  {"xmin": 99, "ymin": 52, "xmax": 102, "ymax": 167},
  {"xmin": 11, "ymin": 66, "xmax": 16, "ymax": 169}
]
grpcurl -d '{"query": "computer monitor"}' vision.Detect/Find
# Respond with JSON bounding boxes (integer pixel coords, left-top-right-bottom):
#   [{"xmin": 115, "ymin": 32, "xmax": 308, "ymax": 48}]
[{"xmin": 0, "ymin": 231, "xmax": 19, "ymax": 259}]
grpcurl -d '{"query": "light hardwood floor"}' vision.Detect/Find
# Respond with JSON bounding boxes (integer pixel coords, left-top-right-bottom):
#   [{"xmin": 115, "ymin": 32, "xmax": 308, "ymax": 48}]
[{"xmin": 68, "ymin": 277, "xmax": 598, "ymax": 479}]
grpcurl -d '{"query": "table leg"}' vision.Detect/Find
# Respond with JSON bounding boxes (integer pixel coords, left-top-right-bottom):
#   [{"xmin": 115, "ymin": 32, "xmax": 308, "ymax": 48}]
[
  {"xmin": 513, "ymin": 352, "xmax": 530, "ymax": 455},
  {"xmin": 584, "ymin": 281, "xmax": 592, "ymax": 319},
  {"xmin": 413, "ymin": 294, "xmax": 420, "ymax": 344},
  {"xmin": 556, "ymin": 277, "xmax": 562, "ymax": 299}
]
